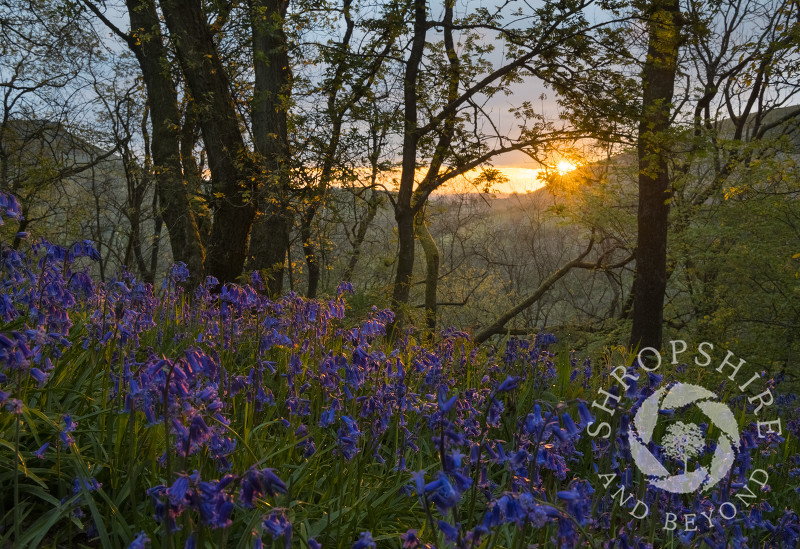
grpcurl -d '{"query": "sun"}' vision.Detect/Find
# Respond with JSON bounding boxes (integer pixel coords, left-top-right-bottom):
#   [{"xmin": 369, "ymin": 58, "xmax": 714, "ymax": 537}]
[{"xmin": 556, "ymin": 160, "xmax": 577, "ymax": 175}]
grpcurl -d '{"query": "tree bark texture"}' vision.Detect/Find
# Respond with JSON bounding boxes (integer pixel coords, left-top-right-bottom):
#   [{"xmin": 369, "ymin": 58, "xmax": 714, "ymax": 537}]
[
  {"xmin": 415, "ymin": 209, "xmax": 439, "ymax": 335},
  {"xmin": 630, "ymin": 0, "xmax": 682, "ymax": 351},
  {"xmin": 247, "ymin": 0, "xmax": 292, "ymax": 296},
  {"xmin": 159, "ymin": 0, "xmax": 257, "ymax": 283},
  {"xmin": 126, "ymin": 0, "xmax": 206, "ymax": 284},
  {"xmin": 390, "ymin": 0, "xmax": 427, "ymax": 322}
]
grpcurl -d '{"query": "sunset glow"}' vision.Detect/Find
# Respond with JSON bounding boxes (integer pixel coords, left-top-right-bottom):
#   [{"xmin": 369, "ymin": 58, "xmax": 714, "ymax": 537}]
[{"xmin": 556, "ymin": 160, "xmax": 577, "ymax": 175}]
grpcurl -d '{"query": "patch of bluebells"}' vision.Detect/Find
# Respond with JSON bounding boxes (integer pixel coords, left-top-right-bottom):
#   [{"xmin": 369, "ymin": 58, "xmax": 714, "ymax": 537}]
[{"xmin": 1, "ymin": 190, "xmax": 799, "ymax": 548}]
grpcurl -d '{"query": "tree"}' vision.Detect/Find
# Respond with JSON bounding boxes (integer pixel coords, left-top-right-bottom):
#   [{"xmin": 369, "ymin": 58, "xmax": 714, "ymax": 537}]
[
  {"xmin": 83, "ymin": 0, "xmax": 207, "ymax": 283},
  {"xmin": 247, "ymin": 0, "xmax": 293, "ymax": 295},
  {"xmin": 157, "ymin": 0, "xmax": 258, "ymax": 283},
  {"xmin": 86, "ymin": 0, "xmax": 295, "ymax": 284},
  {"xmin": 662, "ymin": 0, "xmax": 800, "ymax": 369},
  {"xmin": 473, "ymin": 236, "xmax": 597, "ymax": 344},
  {"xmin": 0, "ymin": 0, "xmax": 110, "ymax": 245},
  {"xmin": 90, "ymin": 65, "xmax": 165, "ymax": 284},
  {"xmin": 414, "ymin": 206, "xmax": 439, "ymax": 335},
  {"xmin": 387, "ymin": 0, "xmax": 610, "ymax": 329},
  {"xmin": 629, "ymin": 0, "xmax": 683, "ymax": 350},
  {"xmin": 662, "ymin": 421, "xmax": 704, "ymax": 473}
]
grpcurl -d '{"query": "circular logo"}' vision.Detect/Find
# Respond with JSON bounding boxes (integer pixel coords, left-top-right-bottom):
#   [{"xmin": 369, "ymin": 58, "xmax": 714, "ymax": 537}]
[{"xmin": 628, "ymin": 382, "xmax": 740, "ymax": 494}]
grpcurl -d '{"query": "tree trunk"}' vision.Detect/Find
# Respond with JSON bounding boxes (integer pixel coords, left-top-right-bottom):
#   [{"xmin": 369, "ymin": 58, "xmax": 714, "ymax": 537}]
[
  {"xmin": 300, "ymin": 209, "xmax": 320, "ymax": 298},
  {"xmin": 159, "ymin": 0, "xmax": 257, "ymax": 283},
  {"xmin": 247, "ymin": 0, "xmax": 292, "ymax": 296},
  {"xmin": 415, "ymin": 208, "xmax": 439, "ymax": 335},
  {"xmin": 630, "ymin": 0, "xmax": 682, "ymax": 351},
  {"xmin": 180, "ymin": 99, "xmax": 212, "ymax": 248},
  {"xmin": 249, "ymin": 219, "xmax": 289, "ymax": 295},
  {"xmin": 389, "ymin": 0, "xmax": 427, "ymax": 327},
  {"xmin": 147, "ymin": 190, "xmax": 162, "ymax": 285},
  {"xmin": 342, "ymin": 190, "xmax": 380, "ymax": 282},
  {"xmin": 126, "ymin": 0, "xmax": 205, "ymax": 285},
  {"xmin": 392, "ymin": 206, "xmax": 416, "ymax": 313}
]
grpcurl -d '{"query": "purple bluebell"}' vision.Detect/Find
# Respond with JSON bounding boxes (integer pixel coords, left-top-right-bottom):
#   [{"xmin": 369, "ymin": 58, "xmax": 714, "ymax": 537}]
[
  {"xmin": 437, "ymin": 520, "xmax": 459, "ymax": 542},
  {"xmin": 5, "ymin": 398, "xmax": 23, "ymax": 414},
  {"xmin": 351, "ymin": 531, "xmax": 375, "ymax": 549},
  {"xmin": 128, "ymin": 531, "xmax": 149, "ymax": 549},
  {"xmin": 29, "ymin": 367, "xmax": 48, "ymax": 387},
  {"xmin": 72, "ymin": 476, "xmax": 102, "ymax": 495},
  {"xmin": 401, "ymin": 530, "xmax": 420, "ymax": 549},
  {"xmin": 263, "ymin": 512, "xmax": 292, "ymax": 549},
  {"xmin": 561, "ymin": 412, "xmax": 580, "ymax": 438},
  {"xmin": 167, "ymin": 476, "xmax": 190, "ymax": 506},
  {"xmin": 425, "ymin": 474, "xmax": 460, "ymax": 512},
  {"xmin": 337, "ymin": 281, "xmax": 354, "ymax": 296},
  {"xmin": 577, "ymin": 400, "xmax": 594, "ymax": 426},
  {"xmin": 33, "ymin": 442, "xmax": 50, "ymax": 458},
  {"xmin": 497, "ymin": 375, "xmax": 519, "ymax": 393},
  {"xmin": 239, "ymin": 467, "xmax": 287, "ymax": 507},
  {"xmin": 437, "ymin": 388, "xmax": 458, "ymax": 413},
  {"xmin": 337, "ymin": 415, "xmax": 361, "ymax": 460}
]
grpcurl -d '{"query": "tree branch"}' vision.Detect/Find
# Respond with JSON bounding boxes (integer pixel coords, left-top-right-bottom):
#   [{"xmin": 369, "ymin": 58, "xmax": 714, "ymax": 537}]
[{"xmin": 473, "ymin": 236, "xmax": 596, "ymax": 345}]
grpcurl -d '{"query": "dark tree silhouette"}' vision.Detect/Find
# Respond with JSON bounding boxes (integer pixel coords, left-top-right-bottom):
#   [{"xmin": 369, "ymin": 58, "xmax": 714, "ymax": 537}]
[{"xmin": 630, "ymin": 0, "xmax": 683, "ymax": 350}]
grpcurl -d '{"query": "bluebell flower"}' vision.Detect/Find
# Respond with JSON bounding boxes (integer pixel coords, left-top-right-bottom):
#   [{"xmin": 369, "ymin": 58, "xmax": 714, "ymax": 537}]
[
  {"xmin": 128, "ymin": 531, "xmax": 149, "ymax": 549},
  {"xmin": 411, "ymin": 470, "xmax": 426, "ymax": 497},
  {"xmin": 437, "ymin": 520, "xmax": 459, "ymax": 542},
  {"xmin": 337, "ymin": 416, "xmax": 361, "ymax": 460},
  {"xmin": 263, "ymin": 512, "xmax": 292, "ymax": 549},
  {"xmin": 0, "ymin": 191, "xmax": 22, "ymax": 224},
  {"xmin": 437, "ymin": 388, "xmax": 458, "ymax": 413},
  {"xmin": 486, "ymin": 398, "xmax": 504, "ymax": 427},
  {"xmin": 319, "ymin": 406, "xmax": 336, "ymax": 427},
  {"xmin": 72, "ymin": 476, "xmax": 102, "ymax": 495},
  {"xmin": 167, "ymin": 476, "xmax": 190, "ymax": 506},
  {"xmin": 496, "ymin": 375, "xmax": 519, "ymax": 393},
  {"xmin": 295, "ymin": 425, "xmax": 316, "ymax": 457},
  {"xmin": 250, "ymin": 270, "xmax": 264, "ymax": 290},
  {"xmin": 33, "ymin": 442, "xmax": 50, "ymax": 458},
  {"xmin": 401, "ymin": 529, "xmax": 420, "ymax": 549},
  {"xmin": 72, "ymin": 240, "xmax": 101, "ymax": 261},
  {"xmin": 425, "ymin": 474, "xmax": 460, "ymax": 512},
  {"xmin": 337, "ymin": 281, "xmax": 354, "ymax": 297},
  {"xmin": 648, "ymin": 371, "xmax": 663, "ymax": 386},
  {"xmin": 497, "ymin": 493, "xmax": 526, "ymax": 525},
  {"xmin": 239, "ymin": 467, "xmax": 287, "ymax": 507},
  {"xmin": 561, "ymin": 412, "xmax": 580, "ymax": 438},
  {"xmin": 556, "ymin": 480, "xmax": 594, "ymax": 526},
  {"xmin": 5, "ymin": 398, "xmax": 23, "ymax": 414},
  {"xmin": 577, "ymin": 400, "xmax": 594, "ymax": 426},
  {"xmin": 351, "ymin": 531, "xmax": 375, "ymax": 549},
  {"xmin": 30, "ymin": 367, "xmax": 48, "ymax": 387},
  {"xmin": 189, "ymin": 415, "xmax": 211, "ymax": 445}
]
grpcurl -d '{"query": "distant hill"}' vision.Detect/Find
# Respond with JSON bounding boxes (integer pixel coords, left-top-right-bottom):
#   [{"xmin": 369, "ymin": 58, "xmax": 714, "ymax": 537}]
[{"xmin": 0, "ymin": 118, "xmax": 166, "ymax": 279}]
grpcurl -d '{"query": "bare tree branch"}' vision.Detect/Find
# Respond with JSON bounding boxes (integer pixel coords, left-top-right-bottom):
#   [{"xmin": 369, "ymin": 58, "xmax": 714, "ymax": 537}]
[{"xmin": 474, "ymin": 236, "xmax": 596, "ymax": 344}]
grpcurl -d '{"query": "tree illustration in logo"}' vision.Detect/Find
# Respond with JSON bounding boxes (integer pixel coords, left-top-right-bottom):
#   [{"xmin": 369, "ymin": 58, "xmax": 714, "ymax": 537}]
[
  {"xmin": 661, "ymin": 421, "xmax": 705, "ymax": 473},
  {"xmin": 628, "ymin": 382, "xmax": 740, "ymax": 494}
]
